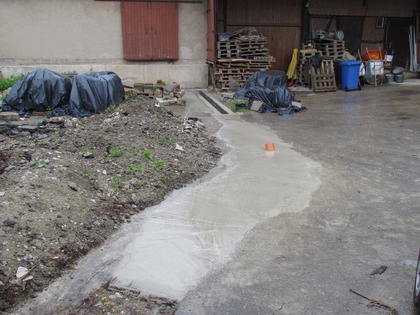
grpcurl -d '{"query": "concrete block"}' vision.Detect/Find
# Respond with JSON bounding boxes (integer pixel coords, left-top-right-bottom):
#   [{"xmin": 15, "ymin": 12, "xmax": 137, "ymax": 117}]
[
  {"xmin": 18, "ymin": 125, "xmax": 38, "ymax": 133},
  {"xmin": 156, "ymin": 97, "xmax": 178, "ymax": 106},
  {"xmin": 0, "ymin": 112, "xmax": 20, "ymax": 121},
  {"xmin": 250, "ymin": 100, "xmax": 263, "ymax": 111},
  {"xmin": 175, "ymin": 90, "xmax": 185, "ymax": 98},
  {"xmin": 292, "ymin": 101, "xmax": 302, "ymax": 108}
]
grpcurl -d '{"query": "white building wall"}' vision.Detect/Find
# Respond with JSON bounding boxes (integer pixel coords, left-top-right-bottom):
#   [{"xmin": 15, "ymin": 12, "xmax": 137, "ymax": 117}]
[{"xmin": 0, "ymin": 0, "xmax": 208, "ymax": 88}]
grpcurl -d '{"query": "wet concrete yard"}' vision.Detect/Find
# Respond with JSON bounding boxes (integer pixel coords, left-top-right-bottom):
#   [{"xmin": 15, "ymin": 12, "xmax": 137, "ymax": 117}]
[{"xmin": 178, "ymin": 81, "xmax": 420, "ymax": 314}]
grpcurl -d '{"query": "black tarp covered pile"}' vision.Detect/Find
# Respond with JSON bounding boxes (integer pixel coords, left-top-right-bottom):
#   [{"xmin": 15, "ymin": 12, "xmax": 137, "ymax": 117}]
[
  {"xmin": 67, "ymin": 72, "xmax": 124, "ymax": 118},
  {"xmin": 235, "ymin": 70, "xmax": 306, "ymax": 116},
  {"xmin": 2, "ymin": 68, "xmax": 72, "ymax": 115},
  {"xmin": 2, "ymin": 68, "xmax": 125, "ymax": 118}
]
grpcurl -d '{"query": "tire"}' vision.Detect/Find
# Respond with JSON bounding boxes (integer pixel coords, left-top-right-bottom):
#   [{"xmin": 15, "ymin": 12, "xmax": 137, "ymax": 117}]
[{"xmin": 414, "ymin": 250, "xmax": 420, "ymax": 311}]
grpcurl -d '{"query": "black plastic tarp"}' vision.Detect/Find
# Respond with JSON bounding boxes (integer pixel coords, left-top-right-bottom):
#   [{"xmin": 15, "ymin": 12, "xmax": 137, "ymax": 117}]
[
  {"xmin": 235, "ymin": 70, "xmax": 305, "ymax": 116},
  {"xmin": 1, "ymin": 68, "xmax": 72, "ymax": 114},
  {"xmin": 67, "ymin": 71, "xmax": 124, "ymax": 118}
]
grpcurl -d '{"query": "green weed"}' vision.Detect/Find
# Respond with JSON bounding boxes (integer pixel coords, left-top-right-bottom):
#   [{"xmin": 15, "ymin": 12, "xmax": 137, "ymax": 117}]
[
  {"xmin": 129, "ymin": 164, "xmax": 144, "ymax": 173},
  {"xmin": 32, "ymin": 161, "xmax": 49, "ymax": 168},
  {"xmin": 150, "ymin": 161, "xmax": 166, "ymax": 170},
  {"xmin": 141, "ymin": 150, "xmax": 154, "ymax": 160},
  {"xmin": 0, "ymin": 74, "xmax": 25, "ymax": 92},
  {"xmin": 227, "ymin": 99, "xmax": 248, "ymax": 112},
  {"xmin": 109, "ymin": 149, "xmax": 123, "ymax": 158},
  {"xmin": 106, "ymin": 104, "xmax": 120, "ymax": 113}
]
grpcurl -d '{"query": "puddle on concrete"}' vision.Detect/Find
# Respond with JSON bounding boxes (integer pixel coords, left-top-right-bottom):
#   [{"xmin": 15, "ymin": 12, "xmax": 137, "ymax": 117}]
[
  {"xmin": 19, "ymin": 97, "xmax": 322, "ymax": 312},
  {"xmin": 108, "ymin": 116, "xmax": 321, "ymax": 300}
]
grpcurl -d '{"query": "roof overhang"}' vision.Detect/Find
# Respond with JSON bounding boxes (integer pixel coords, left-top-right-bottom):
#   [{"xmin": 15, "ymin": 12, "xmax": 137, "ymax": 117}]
[{"xmin": 95, "ymin": 0, "xmax": 202, "ymax": 3}]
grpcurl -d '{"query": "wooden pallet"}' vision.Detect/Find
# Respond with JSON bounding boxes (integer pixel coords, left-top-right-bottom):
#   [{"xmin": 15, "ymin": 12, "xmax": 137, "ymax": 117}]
[
  {"xmin": 311, "ymin": 59, "xmax": 336, "ymax": 92},
  {"xmin": 298, "ymin": 50, "xmax": 322, "ymax": 62},
  {"xmin": 296, "ymin": 50, "xmax": 322, "ymax": 86},
  {"xmin": 217, "ymin": 40, "xmax": 239, "ymax": 49},
  {"xmin": 214, "ymin": 33, "xmax": 274, "ymax": 91},
  {"xmin": 316, "ymin": 40, "xmax": 345, "ymax": 59},
  {"xmin": 218, "ymin": 50, "xmax": 240, "ymax": 58}
]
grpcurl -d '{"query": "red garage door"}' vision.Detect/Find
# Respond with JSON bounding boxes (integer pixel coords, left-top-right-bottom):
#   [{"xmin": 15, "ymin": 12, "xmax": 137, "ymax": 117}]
[{"xmin": 121, "ymin": 2, "xmax": 179, "ymax": 61}]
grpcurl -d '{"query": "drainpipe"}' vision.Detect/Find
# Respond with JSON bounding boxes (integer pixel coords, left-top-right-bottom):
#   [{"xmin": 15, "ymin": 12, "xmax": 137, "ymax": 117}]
[{"xmin": 301, "ymin": 0, "xmax": 310, "ymax": 44}]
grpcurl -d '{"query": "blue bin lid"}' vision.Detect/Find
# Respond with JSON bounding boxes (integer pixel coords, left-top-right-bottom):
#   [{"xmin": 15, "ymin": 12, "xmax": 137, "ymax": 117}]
[{"xmin": 340, "ymin": 61, "xmax": 362, "ymax": 66}]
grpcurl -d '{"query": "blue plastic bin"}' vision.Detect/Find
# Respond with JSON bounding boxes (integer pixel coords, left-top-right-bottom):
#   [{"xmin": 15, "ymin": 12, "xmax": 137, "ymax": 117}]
[{"xmin": 339, "ymin": 61, "xmax": 362, "ymax": 91}]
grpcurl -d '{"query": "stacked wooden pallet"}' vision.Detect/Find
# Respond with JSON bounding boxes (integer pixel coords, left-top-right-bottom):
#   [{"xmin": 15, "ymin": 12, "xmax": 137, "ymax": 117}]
[
  {"xmin": 217, "ymin": 41, "xmax": 240, "ymax": 59},
  {"xmin": 296, "ymin": 50, "xmax": 322, "ymax": 86},
  {"xmin": 311, "ymin": 58, "xmax": 336, "ymax": 92},
  {"xmin": 215, "ymin": 57, "xmax": 275, "ymax": 91},
  {"xmin": 237, "ymin": 36, "xmax": 269, "ymax": 57},
  {"xmin": 316, "ymin": 40, "xmax": 345, "ymax": 59},
  {"xmin": 215, "ymin": 35, "xmax": 275, "ymax": 91}
]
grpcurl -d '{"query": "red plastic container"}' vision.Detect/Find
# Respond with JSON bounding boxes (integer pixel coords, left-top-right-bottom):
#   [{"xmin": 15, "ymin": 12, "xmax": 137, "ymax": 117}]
[{"xmin": 364, "ymin": 50, "xmax": 382, "ymax": 60}]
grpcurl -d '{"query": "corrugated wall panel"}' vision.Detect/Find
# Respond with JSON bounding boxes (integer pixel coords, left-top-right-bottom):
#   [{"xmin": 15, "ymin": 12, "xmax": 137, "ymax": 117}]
[
  {"xmin": 121, "ymin": 2, "xmax": 178, "ymax": 60},
  {"xmin": 227, "ymin": 0, "xmax": 301, "ymax": 26},
  {"xmin": 225, "ymin": 0, "xmax": 301, "ymax": 70},
  {"xmin": 309, "ymin": 0, "xmax": 417, "ymax": 17}
]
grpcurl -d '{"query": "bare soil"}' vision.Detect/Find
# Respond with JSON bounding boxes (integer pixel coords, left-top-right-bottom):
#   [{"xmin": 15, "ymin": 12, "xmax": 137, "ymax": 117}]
[{"xmin": 0, "ymin": 95, "xmax": 221, "ymax": 313}]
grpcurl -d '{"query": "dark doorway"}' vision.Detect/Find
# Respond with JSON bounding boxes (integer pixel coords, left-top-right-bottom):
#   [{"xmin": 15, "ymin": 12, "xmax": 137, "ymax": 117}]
[
  {"xmin": 337, "ymin": 16, "xmax": 364, "ymax": 55},
  {"xmin": 385, "ymin": 18, "xmax": 412, "ymax": 68}
]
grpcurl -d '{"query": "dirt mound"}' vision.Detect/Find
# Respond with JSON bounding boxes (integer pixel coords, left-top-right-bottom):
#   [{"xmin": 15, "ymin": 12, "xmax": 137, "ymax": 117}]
[{"xmin": 0, "ymin": 95, "xmax": 221, "ymax": 312}]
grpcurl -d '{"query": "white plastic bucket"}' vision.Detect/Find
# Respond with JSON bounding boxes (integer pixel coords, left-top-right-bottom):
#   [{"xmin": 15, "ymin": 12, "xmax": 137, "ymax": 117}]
[
  {"xmin": 385, "ymin": 55, "xmax": 393, "ymax": 62},
  {"xmin": 367, "ymin": 60, "xmax": 384, "ymax": 75}
]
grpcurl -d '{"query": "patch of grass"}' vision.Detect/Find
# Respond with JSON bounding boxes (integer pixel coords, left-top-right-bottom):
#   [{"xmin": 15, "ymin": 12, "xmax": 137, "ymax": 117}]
[
  {"xmin": 106, "ymin": 104, "xmax": 120, "ymax": 113},
  {"xmin": 129, "ymin": 164, "xmax": 144, "ymax": 173},
  {"xmin": 32, "ymin": 160, "xmax": 49, "ymax": 168},
  {"xmin": 0, "ymin": 74, "xmax": 25, "ymax": 92},
  {"xmin": 227, "ymin": 99, "xmax": 248, "ymax": 112},
  {"xmin": 111, "ymin": 176, "xmax": 120, "ymax": 190},
  {"xmin": 123, "ymin": 175, "xmax": 132, "ymax": 180},
  {"xmin": 161, "ymin": 177, "xmax": 168, "ymax": 183},
  {"xmin": 109, "ymin": 149, "xmax": 124, "ymax": 158},
  {"xmin": 141, "ymin": 150, "xmax": 154, "ymax": 160},
  {"xmin": 150, "ymin": 161, "xmax": 166, "ymax": 170},
  {"xmin": 82, "ymin": 171, "xmax": 90, "ymax": 178}
]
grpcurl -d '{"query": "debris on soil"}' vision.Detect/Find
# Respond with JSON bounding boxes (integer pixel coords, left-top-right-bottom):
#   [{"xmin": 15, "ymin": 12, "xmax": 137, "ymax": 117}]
[
  {"xmin": 370, "ymin": 265, "xmax": 388, "ymax": 275},
  {"xmin": 0, "ymin": 95, "xmax": 221, "ymax": 312},
  {"xmin": 349, "ymin": 289, "xmax": 398, "ymax": 315},
  {"xmin": 64, "ymin": 287, "xmax": 178, "ymax": 315}
]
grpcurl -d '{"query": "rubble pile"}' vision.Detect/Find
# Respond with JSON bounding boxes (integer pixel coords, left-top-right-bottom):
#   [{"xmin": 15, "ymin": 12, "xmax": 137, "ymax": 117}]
[{"xmin": 133, "ymin": 81, "xmax": 186, "ymax": 106}]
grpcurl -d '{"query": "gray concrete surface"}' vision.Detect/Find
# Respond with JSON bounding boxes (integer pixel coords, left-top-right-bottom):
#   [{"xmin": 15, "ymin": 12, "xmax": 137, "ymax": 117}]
[
  {"xmin": 14, "ymin": 81, "xmax": 419, "ymax": 315},
  {"xmin": 177, "ymin": 81, "xmax": 420, "ymax": 314}
]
